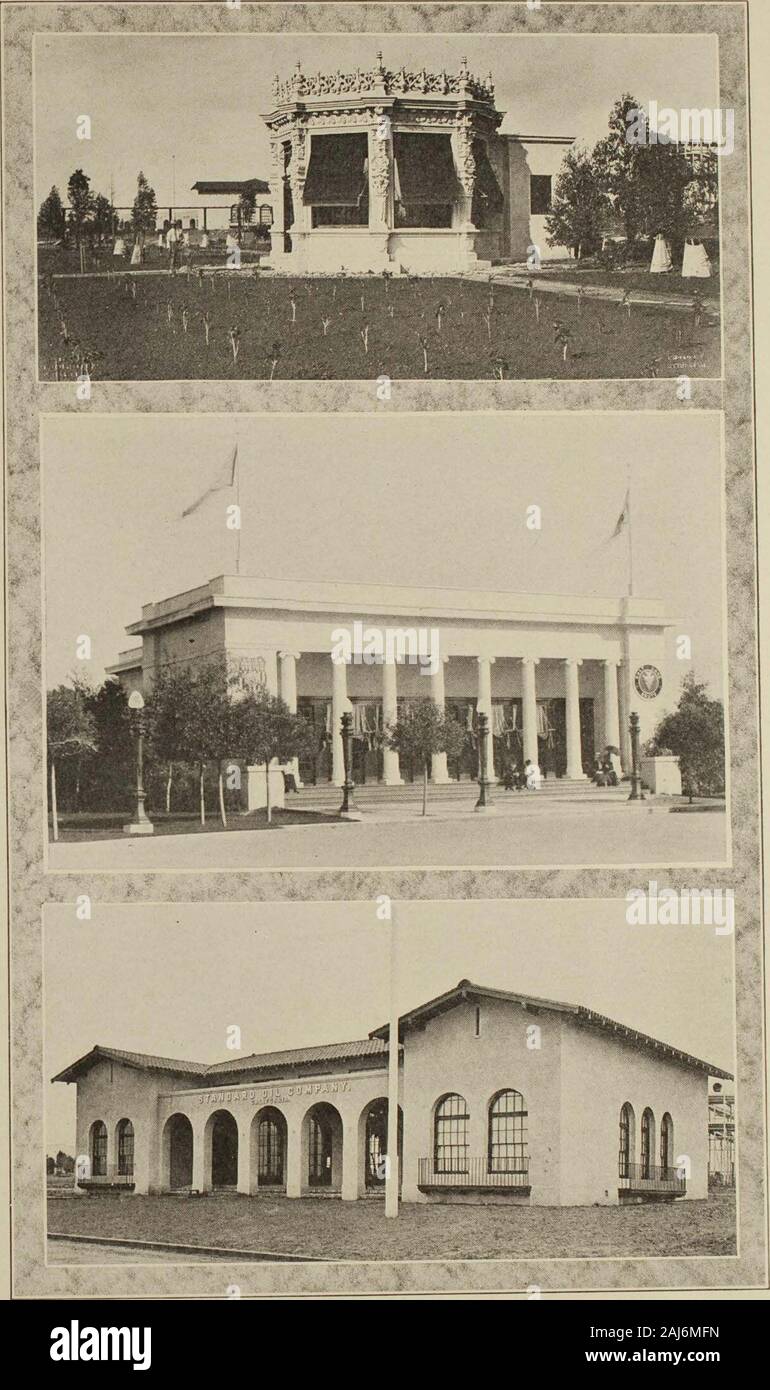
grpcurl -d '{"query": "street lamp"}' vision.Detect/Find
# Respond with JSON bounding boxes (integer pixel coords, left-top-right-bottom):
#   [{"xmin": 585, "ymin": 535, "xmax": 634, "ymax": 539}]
[
  {"xmin": 627, "ymin": 710, "xmax": 646, "ymax": 802},
  {"xmin": 123, "ymin": 690, "xmax": 154, "ymax": 835},
  {"xmin": 338, "ymin": 711, "xmax": 363, "ymax": 821},
  {"xmin": 474, "ymin": 711, "xmax": 496, "ymax": 813}
]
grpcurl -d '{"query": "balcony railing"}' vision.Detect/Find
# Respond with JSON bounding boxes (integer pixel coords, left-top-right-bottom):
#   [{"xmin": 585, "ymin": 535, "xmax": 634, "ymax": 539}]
[
  {"xmin": 618, "ymin": 1162, "xmax": 686, "ymax": 1195},
  {"xmin": 418, "ymin": 1156, "xmax": 530, "ymax": 1192}
]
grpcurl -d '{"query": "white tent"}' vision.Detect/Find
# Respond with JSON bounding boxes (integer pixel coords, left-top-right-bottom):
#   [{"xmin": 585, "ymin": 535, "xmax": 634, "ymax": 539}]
[
  {"xmin": 682, "ymin": 239, "xmax": 712, "ymax": 278},
  {"xmin": 650, "ymin": 233, "xmax": 673, "ymax": 273}
]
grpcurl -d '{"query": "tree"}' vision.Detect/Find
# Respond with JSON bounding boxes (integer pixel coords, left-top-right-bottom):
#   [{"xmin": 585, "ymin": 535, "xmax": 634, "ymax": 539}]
[
  {"xmin": 67, "ymin": 169, "xmax": 95, "ymax": 247},
  {"xmin": 592, "ymin": 94, "xmax": 647, "ymax": 246},
  {"xmin": 46, "ymin": 1156, "xmax": 56, "ymax": 1177},
  {"xmin": 545, "ymin": 146, "xmax": 607, "ymax": 259},
  {"xmin": 385, "ymin": 700, "xmax": 467, "ymax": 815},
  {"xmin": 37, "ymin": 186, "xmax": 66, "ymax": 240},
  {"xmin": 231, "ymin": 684, "xmax": 316, "ymax": 825},
  {"xmin": 92, "ymin": 193, "xmax": 116, "ymax": 244},
  {"xmin": 146, "ymin": 661, "xmax": 234, "ymax": 827},
  {"xmin": 132, "ymin": 171, "xmax": 158, "ymax": 238},
  {"xmin": 46, "ymin": 685, "xmax": 98, "ymax": 840},
  {"xmin": 648, "ymin": 672, "xmax": 725, "ymax": 801}
]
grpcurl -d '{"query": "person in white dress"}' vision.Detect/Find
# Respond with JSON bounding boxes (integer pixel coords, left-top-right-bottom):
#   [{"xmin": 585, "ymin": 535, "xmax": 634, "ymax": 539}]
[
  {"xmin": 524, "ymin": 758, "xmax": 542, "ymax": 790},
  {"xmin": 113, "ymin": 236, "xmax": 126, "ymax": 257},
  {"xmin": 681, "ymin": 238, "xmax": 712, "ymax": 278},
  {"xmin": 650, "ymin": 232, "xmax": 673, "ymax": 273}
]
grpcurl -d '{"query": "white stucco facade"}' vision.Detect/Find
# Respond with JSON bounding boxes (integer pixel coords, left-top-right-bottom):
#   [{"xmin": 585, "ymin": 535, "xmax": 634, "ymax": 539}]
[{"xmin": 54, "ymin": 982, "xmax": 730, "ymax": 1208}]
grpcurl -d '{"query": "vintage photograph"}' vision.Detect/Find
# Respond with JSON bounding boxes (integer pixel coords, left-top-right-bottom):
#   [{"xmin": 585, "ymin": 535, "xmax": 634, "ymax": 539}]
[
  {"xmin": 44, "ymin": 899, "xmax": 736, "ymax": 1268},
  {"xmin": 35, "ymin": 30, "xmax": 723, "ymax": 381},
  {"xmin": 42, "ymin": 410, "xmax": 729, "ymax": 872}
]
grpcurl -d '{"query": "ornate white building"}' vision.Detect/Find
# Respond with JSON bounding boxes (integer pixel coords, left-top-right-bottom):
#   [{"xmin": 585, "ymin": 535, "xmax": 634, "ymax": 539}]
[{"xmin": 261, "ymin": 56, "xmax": 574, "ymax": 274}]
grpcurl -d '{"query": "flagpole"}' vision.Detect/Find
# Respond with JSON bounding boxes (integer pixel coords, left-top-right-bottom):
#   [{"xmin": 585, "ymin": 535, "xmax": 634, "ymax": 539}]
[
  {"xmin": 627, "ymin": 460, "xmax": 634, "ymax": 598},
  {"xmin": 385, "ymin": 904, "xmax": 399, "ymax": 1218},
  {"xmin": 235, "ymin": 442, "xmax": 241, "ymax": 577}
]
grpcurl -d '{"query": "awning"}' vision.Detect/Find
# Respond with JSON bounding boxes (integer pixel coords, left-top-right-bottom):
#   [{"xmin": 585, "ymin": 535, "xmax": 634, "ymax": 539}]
[
  {"xmin": 473, "ymin": 141, "xmax": 504, "ymax": 213},
  {"xmin": 303, "ymin": 133, "xmax": 368, "ymax": 206},
  {"xmin": 394, "ymin": 133, "xmax": 461, "ymax": 205}
]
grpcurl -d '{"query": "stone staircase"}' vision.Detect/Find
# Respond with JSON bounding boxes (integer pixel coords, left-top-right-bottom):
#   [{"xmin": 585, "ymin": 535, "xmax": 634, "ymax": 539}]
[{"xmin": 290, "ymin": 778, "xmax": 628, "ymax": 813}]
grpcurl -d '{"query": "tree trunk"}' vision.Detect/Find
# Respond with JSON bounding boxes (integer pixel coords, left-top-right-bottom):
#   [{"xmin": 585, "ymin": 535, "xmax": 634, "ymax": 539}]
[
  {"xmin": 218, "ymin": 766, "xmax": 228, "ymax": 828},
  {"xmin": 50, "ymin": 762, "xmax": 59, "ymax": 842},
  {"xmin": 422, "ymin": 762, "xmax": 428, "ymax": 817},
  {"xmin": 199, "ymin": 764, "xmax": 206, "ymax": 826},
  {"xmin": 166, "ymin": 762, "xmax": 173, "ymax": 814},
  {"xmin": 265, "ymin": 761, "xmax": 272, "ymax": 826}
]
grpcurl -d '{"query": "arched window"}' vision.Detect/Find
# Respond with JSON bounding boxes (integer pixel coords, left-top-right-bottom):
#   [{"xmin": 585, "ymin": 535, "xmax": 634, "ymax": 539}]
[
  {"xmin": 488, "ymin": 1090, "xmax": 528, "ymax": 1173},
  {"xmin": 434, "ymin": 1094, "xmax": 469, "ymax": 1174},
  {"xmin": 619, "ymin": 1103, "xmax": 635, "ymax": 1178},
  {"xmin": 258, "ymin": 1110, "xmax": 285, "ymax": 1185},
  {"xmin": 90, "ymin": 1120, "xmax": 107, "ymax": 1177},
  {"xmin": 660, "ymin": 1113, "xmax": 674, "ymax": 1172},
  {"xmin": 116, "ymin": 1118, "xmax": 134, "ymax": 1176},
  {"xmin": 641, "ymin": 1108, "xmax": 655, "ymax": 1179}
]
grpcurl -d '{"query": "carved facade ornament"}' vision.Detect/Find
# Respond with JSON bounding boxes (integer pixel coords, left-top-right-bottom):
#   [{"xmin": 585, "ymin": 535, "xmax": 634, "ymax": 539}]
[
  {"xmin": 271, "ymin": 57, "xmax": 495, "ymax": 106},
  {"xmin": 455, "ymin": 115, "xmax": 477, "ymax": 197},
  {"xmin": 368, "ymin": 115, "xmax": 392, "ymax": 222}
]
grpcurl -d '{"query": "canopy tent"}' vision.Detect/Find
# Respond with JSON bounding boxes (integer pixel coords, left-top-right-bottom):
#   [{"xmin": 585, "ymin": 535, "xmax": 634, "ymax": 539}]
[
  {"xmin": 303, "ymin": 133, "xmax": 369, "ymax": 206},
  {"xmin": 394, "ymin": 132, "xmax": 461, "ymax": 205}
]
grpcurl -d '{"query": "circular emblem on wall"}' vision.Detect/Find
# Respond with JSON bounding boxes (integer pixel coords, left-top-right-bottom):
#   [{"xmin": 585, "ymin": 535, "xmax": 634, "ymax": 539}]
[{"xmin": 634, "ymin": 664, "xmax": 663, "ymax": 699}]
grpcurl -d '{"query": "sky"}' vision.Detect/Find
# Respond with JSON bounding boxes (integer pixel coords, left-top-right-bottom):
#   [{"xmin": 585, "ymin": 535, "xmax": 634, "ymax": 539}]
[
  {"xmin": 44, "ymin": 897, "xmax": 734, "ymax": 1154},
  {"xmin": 42, "ymin": 411, "xmax": 726, "ymax": 696},
  {"xmin": 34, "ymin": 31, "xmax": 718, "ymax": 209}
]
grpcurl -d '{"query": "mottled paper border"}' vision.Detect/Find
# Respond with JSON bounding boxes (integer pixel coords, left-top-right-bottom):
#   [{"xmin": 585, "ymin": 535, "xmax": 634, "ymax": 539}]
[{"xmin": 3, "ymin": 3, "xmax": 764, "ymax": 1296}]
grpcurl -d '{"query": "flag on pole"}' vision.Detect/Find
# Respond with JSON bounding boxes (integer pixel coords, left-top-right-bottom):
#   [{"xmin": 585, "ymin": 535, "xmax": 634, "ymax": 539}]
[
  {"xmin": 611, "ymin": 488, "xmax": 630, "ymax": 538},
  {"xmin": 181, "ymin": 444, "xmax": 238, "ymax": 517}
]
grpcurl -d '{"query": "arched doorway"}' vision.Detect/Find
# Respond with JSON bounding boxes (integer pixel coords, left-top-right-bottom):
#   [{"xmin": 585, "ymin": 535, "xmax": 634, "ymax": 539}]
[
  {"xmin": 208, "ymin": 1110, "xmax": 238, "ymax": 1189},
  {"xmin": 304, "ymin": 1102, "xmax": 343, "ymax": 1191},
  {"xmin": 254, "ymin": 1107, "xmax": 287, "ymax": 1189},
  {"xmin": 361, "ymin": 1099, "xmax": 403, "ymax": 1190},
  {"xmin": 163, "ymin": 1113, "xmax": 193, "ymax": 1190}
]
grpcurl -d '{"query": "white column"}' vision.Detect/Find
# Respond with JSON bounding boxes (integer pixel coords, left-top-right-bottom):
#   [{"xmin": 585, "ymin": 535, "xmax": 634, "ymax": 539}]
[
  {"xmin": 279, "ymin": 650, "xmax": 302, "ymax": 786},
  {"xmin": 341, "ymin": 1117, "xmax": 359, "ymax": 1201},
  {"xmin": 285, "ymin": 1112, "xmax": 303, "ymax": 1199},
  {"xmin": 430, "ymin": 655, "xmax": 450, "ymax": 783},
  {"xmin": 331, "ymin": 655, "xmax": 348, "ymax": 787},
  {"xmin": 618, "ymin": 659, "xmax": 632, "ymax": 774},
  {"xmin": 603, "ymin": 658, "xmax": 621, "ymax": 751},
  {"xmin": 381, "ymin": 659, "xmax": 403, "ymax": 785},
  {"xmin": 236, "ymin": 1116, "xmax": 251, "ymax": 1195},
  {"xmin": 476, "ymin": 657, "xmax": 496, "ymax": 782},
  {"xmin": 521, "ymin": 657, "xmax": 539, "ymax": 765},
  {"xmin": 191, "ymin": 1117, "xmax": 207, "ymax": 1194},
  {"xmin": 564, "ymin": 658, "xmax": 586, "ymax": 779}
]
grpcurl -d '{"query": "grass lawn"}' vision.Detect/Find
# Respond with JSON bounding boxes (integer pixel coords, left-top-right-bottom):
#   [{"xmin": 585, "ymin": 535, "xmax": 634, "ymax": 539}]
[
  {"xmin": 525, "ymin": 258, "xmax": 721, "ymax": 297},
  {"xmin": 49, "ymin": 806, "xmax": 342, "ymax": 841},
  {"xmin": 38, "ymin": 270, "xmax": 720, "ymax": 381},
  {"xmin": 48, "ymin": 1191, "xmax": 736, "ymax": 1262}
]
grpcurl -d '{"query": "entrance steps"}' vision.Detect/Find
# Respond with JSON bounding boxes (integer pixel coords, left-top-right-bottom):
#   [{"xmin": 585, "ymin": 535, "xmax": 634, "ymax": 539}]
[{"xmin": 291, "ymin": 778, "xmax": 628, "ymax": 811}]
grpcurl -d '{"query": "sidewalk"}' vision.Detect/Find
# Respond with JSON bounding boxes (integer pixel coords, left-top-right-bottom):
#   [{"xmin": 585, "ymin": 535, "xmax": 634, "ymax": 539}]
[{"xmin": 475, "ymin": 265, "xmax": 721, "ymax": 316}]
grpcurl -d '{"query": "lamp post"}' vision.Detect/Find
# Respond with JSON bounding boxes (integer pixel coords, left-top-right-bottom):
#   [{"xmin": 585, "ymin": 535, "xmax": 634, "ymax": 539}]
[
  {"xmin": 123, "ymin": 690, "xmax": 154, "ymax": 835},
  {"xmin": 474, "ymin": 711, "xmax": 496, "ymax": 812},
  {"xmin": 338, "ymin": 711, "xmax": 363, "ymax": 820},
  {"xmin": 627, "ymin": 710, "xmax": 646, "ymax": 802}
]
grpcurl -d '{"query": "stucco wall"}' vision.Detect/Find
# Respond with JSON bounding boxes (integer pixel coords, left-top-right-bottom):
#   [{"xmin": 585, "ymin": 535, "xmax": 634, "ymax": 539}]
[
  {"xmin": 400, "ymin": 995, "xmax": 562, "ymax": 1205},
  {"xmin": 73, "ymin": 1059, "xmax": 170, "ymax": 1195},
  {"xmin": 559, "ymin": 1017, "xmax": 709, "ymax": 1205}
]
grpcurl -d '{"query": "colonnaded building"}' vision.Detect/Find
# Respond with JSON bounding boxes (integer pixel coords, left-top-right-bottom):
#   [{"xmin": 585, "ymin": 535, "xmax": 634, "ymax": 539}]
[
  {"xmin": 107, "ymin": 574, "xmax": 677, "ymax": 801},
  {"xmin": 53, "ymin": 981, "xmax": 731, "ymax": 1206},
  {"xmin": 260, "ymin": 56, "xmax": 574, "ymax": 274}
]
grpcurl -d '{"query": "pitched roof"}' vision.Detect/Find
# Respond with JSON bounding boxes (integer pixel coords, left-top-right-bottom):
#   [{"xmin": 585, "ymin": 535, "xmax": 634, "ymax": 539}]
[
  {"xmin": 51, "ymin": 1045, "xmax": 210, "ymax": 1084},
  {"xmin": 52, "ymin": 1038, "xmax": 388, "ymax": 1085},
  {"xmin": 370, "ymin": 980, "xmax": 733, "ymax": 1080}
]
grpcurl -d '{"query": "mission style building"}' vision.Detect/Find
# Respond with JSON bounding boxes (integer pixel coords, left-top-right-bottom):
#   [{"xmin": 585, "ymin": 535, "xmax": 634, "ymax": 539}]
[
  {"xmin": 107, "ymin": 574, "xmax": 676, "ymax": 799},
  {"xmin": 53, "ymin": 981, "xmax": 731, "ymax": 1207}
]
